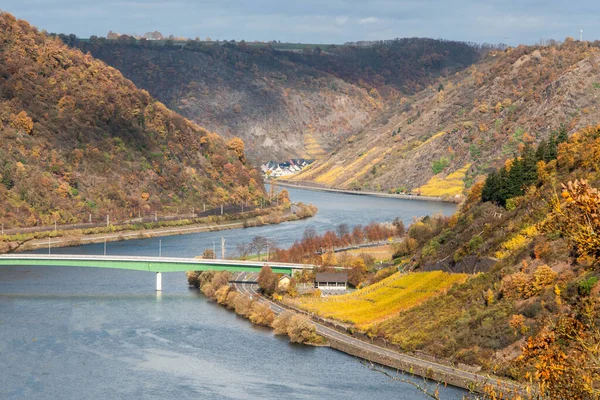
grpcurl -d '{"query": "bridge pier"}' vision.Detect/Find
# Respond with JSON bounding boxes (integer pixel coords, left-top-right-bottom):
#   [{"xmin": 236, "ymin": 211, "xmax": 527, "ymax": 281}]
[{"xmin": 156, "ymin": 272, "xmax": 162, "ymax": 291}]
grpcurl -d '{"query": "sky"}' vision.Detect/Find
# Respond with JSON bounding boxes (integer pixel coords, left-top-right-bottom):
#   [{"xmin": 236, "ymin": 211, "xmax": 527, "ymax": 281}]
[{"xmin": 3, "ymin": 0, "xmax": 599, "ymax": 46}]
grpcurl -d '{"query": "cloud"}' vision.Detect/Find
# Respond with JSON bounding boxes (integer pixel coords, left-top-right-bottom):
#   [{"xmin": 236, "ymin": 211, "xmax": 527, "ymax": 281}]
[
  {"xmin": 1, "ymin": 0, "xmax": 599, "ymax": 45},
  {"xmin": 358, "ymin": 16, "xmax": 378, "ymax": 25},
  {"xmin": 335, "ymin": 16, "xmax": 348, "ymax": 25}
]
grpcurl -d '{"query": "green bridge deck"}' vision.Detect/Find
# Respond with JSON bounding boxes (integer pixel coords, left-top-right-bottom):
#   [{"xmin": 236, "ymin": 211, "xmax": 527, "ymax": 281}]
[{"xmin": 0, "ymin": 255, "xmax": 312, "ymax": 275}]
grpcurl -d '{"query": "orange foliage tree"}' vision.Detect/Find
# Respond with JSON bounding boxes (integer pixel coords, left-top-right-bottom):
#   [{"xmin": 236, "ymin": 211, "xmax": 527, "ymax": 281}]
[{"xmin": 553, "ymin": 179, "xmax": 600, "ymax": 261}]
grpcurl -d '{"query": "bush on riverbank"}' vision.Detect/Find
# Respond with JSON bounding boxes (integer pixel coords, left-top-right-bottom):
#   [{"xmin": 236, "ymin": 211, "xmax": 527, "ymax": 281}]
[
  {"xmin": 188, "ymin": 270, "xmax": 321, "ymax": 342},
  {"xmin": 272, "ymin": 311, "xmax": 321, "ymax": 344}
]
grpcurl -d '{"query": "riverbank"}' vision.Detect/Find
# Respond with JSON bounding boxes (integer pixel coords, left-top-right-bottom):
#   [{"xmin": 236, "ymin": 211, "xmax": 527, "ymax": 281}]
[
  {"xmin": 275, "ymin": 180, "xmax": 460, "ymax": 203},
  {"xmin": 2, "ymin": 203, "xmax": 318, "ymax": 253},
  {"xmin": 234, "ymin": 278, "xmax": 524, "ymax": 397}
]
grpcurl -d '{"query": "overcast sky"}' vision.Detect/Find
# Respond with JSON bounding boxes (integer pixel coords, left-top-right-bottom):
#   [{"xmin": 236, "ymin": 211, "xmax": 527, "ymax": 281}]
[{"xmin": 3, "ymin": 0, "xmax": 599, "ymax": 45}]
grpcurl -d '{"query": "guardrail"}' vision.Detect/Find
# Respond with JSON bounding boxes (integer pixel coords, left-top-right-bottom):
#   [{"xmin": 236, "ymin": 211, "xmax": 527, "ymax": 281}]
[{"xmin": 1, "ymin": 204, "xmax": 265, "ymax": 236}]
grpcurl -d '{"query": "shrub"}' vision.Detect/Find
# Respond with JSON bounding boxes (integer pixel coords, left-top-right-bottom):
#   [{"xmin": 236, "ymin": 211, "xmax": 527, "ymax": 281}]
[
  {"xmin": 525, "ymin": 265, "xmax": 557, "ymax": 298},
  {"xmin": 272, "ymin": 311, "xmax": 294, "ymax": 335},
  {"xmin": 248, "ymin": 302, "xmax": 275, "ymax": 327},
  {"xmin": 578, "ymin": 276, "xmax": 598, "ymax": 297},
  {"xmin": 287, "ymin": 315, "xmax": 318, "ymax": 344},
  {"xmin": 392, "ymin": 237, "xmax": 418, "ymax": 258},
  {"xmin": 201, "ymin": 283, "xmax": 215, "ymax": 298},
  {"xmin": 215, "ymin": 285, "xmax": 231, "ymax": 304},
  {"xmin": 186, "ymin": 271, "xmax": 201, "ymax": 287},
  {"xmin": 432, "ymin": 157, "xmax": 449, "ymax": 174},
  {"xmin": 233, "ymin": 295, "xmax": 253, "ymax": 317},
  {"xmin": 468, "ymin": 235, "xmax": 483, "ymax": 252},
  {"xmin": 501, "ymin": 272, "xmax": 529, "ymax": 298},
  {"xmin": 225, "ymin": 291, "xmax": 239, "ymax": 309}
]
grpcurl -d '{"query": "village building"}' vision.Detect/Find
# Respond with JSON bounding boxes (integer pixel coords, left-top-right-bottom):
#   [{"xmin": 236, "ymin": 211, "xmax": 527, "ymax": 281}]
[
  {"xmin": 314, "ymin": 272, "xmax": 348, "ymax": 291},
  {"xmin": 278, "ymin": 274, "xmax": 291, "ymax": 290},
  {"xmin": 261, "ymin": 159, "xmax": 313, "ymax": 179}
]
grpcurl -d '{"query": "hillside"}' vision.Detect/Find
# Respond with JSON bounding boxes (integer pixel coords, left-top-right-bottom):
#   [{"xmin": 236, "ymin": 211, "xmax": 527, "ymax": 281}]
[
  {"xmin": 299, "ymin": 125, "xmax": 600, "ymax": 397},
  {"xmin": 287, "ymin": 271, "xmax": 467, "ymax": 330},
  {"xmin": 67, "ymin": 37, "xmax": 481, "ymax": 161},
  {"xmin": 288, "ymin": 40, "xmax": 600, "ymax": 200},
  {"xmin": 0, "ymin": 13, "xmax": 264, "ymax": 228}
]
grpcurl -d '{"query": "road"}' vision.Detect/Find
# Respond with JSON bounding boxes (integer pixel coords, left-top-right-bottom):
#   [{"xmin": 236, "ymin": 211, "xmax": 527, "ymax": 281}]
[
  {"xmin": 276, "ymin": 181, "xmax": 454, "ymax": 203},
  {"xmin": 233, "ymin": 272, "xmax": 523, "ymax": 395}
]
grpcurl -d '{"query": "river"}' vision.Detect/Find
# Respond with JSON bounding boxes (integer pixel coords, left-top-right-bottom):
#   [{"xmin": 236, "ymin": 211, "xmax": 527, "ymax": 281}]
[{"xmin": 0, "ymin": 187, "xmax": 465, "ymax": 399}]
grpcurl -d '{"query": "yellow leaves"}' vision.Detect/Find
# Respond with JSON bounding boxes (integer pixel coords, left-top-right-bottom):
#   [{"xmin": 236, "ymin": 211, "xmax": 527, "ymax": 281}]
[
  {"xmin": 9, "ymin": 110, "xmax": 33, "ymax": 134},
  {"xmin": 141, "ymin": 192, "xmax": 150, "ymax": 202},
  {"xmin": 289, "ymin": 271, "xmax": 468, "ymax": 329},
  {"xmin": 56, "ymin": 182, "xmax": 70, "ymax": 198},
  {"xmin": 501, "ymin": 265, "xmax": 557, "ymax": 299},
  {"xmin": 57, "ymin": 95, "xmax": 75, "ymax": 115},
  {"xmin": 226, "ymin": 137, "xmax": 246, "ymax": 162},
  {"xmin": 509, "ymin": 314, "xmax": 527, "ymax": 335},
  {"xmin": 554, "ymin": 284, "xmax": 562, "ymax": 306},
  {"xmin": 418, "ymin": 164, "xmax": 470, "ymax": 197},
  {"xmin": 554, "ymin": 179, "xmax": 600, "ymax": 260}
]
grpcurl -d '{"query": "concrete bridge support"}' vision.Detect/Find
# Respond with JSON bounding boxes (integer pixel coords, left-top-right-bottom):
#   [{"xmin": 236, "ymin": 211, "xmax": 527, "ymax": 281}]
[{"xmin": 156, "ymin": 272, "xmax": 162, "ymax": 291}]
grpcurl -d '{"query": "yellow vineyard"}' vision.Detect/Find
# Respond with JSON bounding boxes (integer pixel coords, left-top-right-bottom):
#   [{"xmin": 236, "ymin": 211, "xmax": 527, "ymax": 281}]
[
  {"xmin": 418, "ymin": 164, "xmax": 471, "ymax": 197},
  {"xmin": 290, "ymin": 271, "xmax": 467, "ymax": 329},
  {"xmin": 303, "ymin": 132, "xmax": 326, "ymax": 159}
]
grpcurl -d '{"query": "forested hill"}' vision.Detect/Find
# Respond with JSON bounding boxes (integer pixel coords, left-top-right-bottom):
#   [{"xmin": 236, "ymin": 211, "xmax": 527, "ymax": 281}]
[
  {"xmin": 289, "ymin": 40, "xmax": 600, "ymax": 198},
  {"xmin": 0, "ymin": 12, "xmax": 264, "ymax": 228},
  {"xmin": 65, "ymin": 37, "xmax": 481, "ymax": 161},
  {"xmin": 371, "ymin": 125, "xmax": 600, "ymax": 397}
]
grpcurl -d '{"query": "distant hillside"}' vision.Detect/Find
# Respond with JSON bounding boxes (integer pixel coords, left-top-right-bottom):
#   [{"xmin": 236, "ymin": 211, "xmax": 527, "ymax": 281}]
[
  {"xmin": 67, "ymin": 37, "xmax": 481, "ymax": 161},
  {"xmin": 0, "ymin": 13, "xmax": 264, "ymax": 228},
  {"xmin": 288, "ymin": 40, "xmax": 600, "ymax": 199}
]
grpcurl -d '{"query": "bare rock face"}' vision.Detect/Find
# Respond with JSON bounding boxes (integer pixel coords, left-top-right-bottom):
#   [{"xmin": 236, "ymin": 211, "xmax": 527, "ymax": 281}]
[
  {"xmin": 290, "ymin": 42, "xmax": 600, "ymax": 197},
  {"xmin": 73, "ymin": 38, "xmax": 480, "ymax": 162}
]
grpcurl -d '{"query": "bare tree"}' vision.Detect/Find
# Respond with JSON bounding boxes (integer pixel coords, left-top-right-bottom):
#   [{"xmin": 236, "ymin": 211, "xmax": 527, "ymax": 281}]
[
  {"xmin": 336, "ymin": 223, "xmax": 350, "ymax": 238},
  {"xmin": 248, "ymin": 236, "xmax": 277, "ymax": 260}
]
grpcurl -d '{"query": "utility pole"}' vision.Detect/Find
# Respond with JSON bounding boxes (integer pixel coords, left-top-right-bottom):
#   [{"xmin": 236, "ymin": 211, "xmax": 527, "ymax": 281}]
[
  {"xmin": 580, "ymin": 29, "xmax": 583, "ymax": 41},
  {"xmin": 221, "ymin": 204, "xmax": 224, "ymax": 216},
  {"xmin": 89, "ymin": 213, "xmax": 92, "ymax": 223},
  {"xmin": 154, "ymin": 211, "xmax": 158, "ymax": 222},
  {"xmin": 106, "ymin": 214, "xmax": 109, "ymax": 227},
  {"xmin": 221, "ymin": 237, "xmax": 226, "ymax": 259},
  {"xmin": 54, "ymin": 220, "xmax": 57, "ymax": 232},
  {"xmin": 159, "ymin": 239, "xmax": 162, "ymax": 257},
  {"xmin": 48, "ymin": 236, "xmax": 51, "ymax": 254}
]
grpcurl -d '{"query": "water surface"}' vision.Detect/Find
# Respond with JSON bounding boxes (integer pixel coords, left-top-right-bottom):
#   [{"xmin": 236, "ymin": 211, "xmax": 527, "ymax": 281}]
[{"xmin": 1, "ymin": 188, "xmax": 463, "ymax": 399}]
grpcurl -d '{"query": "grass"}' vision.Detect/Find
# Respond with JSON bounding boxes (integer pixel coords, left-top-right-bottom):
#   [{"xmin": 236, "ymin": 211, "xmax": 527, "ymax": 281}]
[
  {"xmin": 289, "ymin": 271, "xmax": 468, "ymax": 329},
  {"xmin": 418, "ymin": 164, "xmax": 471, "ymax": 197},
  {"xmin": 340, "ymin": 244, "xmax": 395, "ymax": 262}
]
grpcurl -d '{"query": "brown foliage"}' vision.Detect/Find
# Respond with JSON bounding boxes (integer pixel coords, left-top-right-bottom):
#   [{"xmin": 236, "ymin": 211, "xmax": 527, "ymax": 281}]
[
  {"xmin": 257, "ymin": 266, "xmax": 278, "ymax": 297},
  {"xmin": 0, "ymin": 12, "xmax": 264, "ymax": 227},
  {"xmin": 248, "ymin": 302, "xmax": 275, "ymax": 327}
]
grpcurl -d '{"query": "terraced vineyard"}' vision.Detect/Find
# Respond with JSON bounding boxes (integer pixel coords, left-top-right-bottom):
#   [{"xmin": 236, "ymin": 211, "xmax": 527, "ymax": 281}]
[{"xmin": 288, "ymin": 271, "xmax": 468, "ymax": 329}]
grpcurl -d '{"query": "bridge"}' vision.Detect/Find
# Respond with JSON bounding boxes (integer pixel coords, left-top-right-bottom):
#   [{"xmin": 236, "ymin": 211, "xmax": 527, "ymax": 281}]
[{"xmin": 0, "ymin": 254, "xmax": 314, "ymax": 291}]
